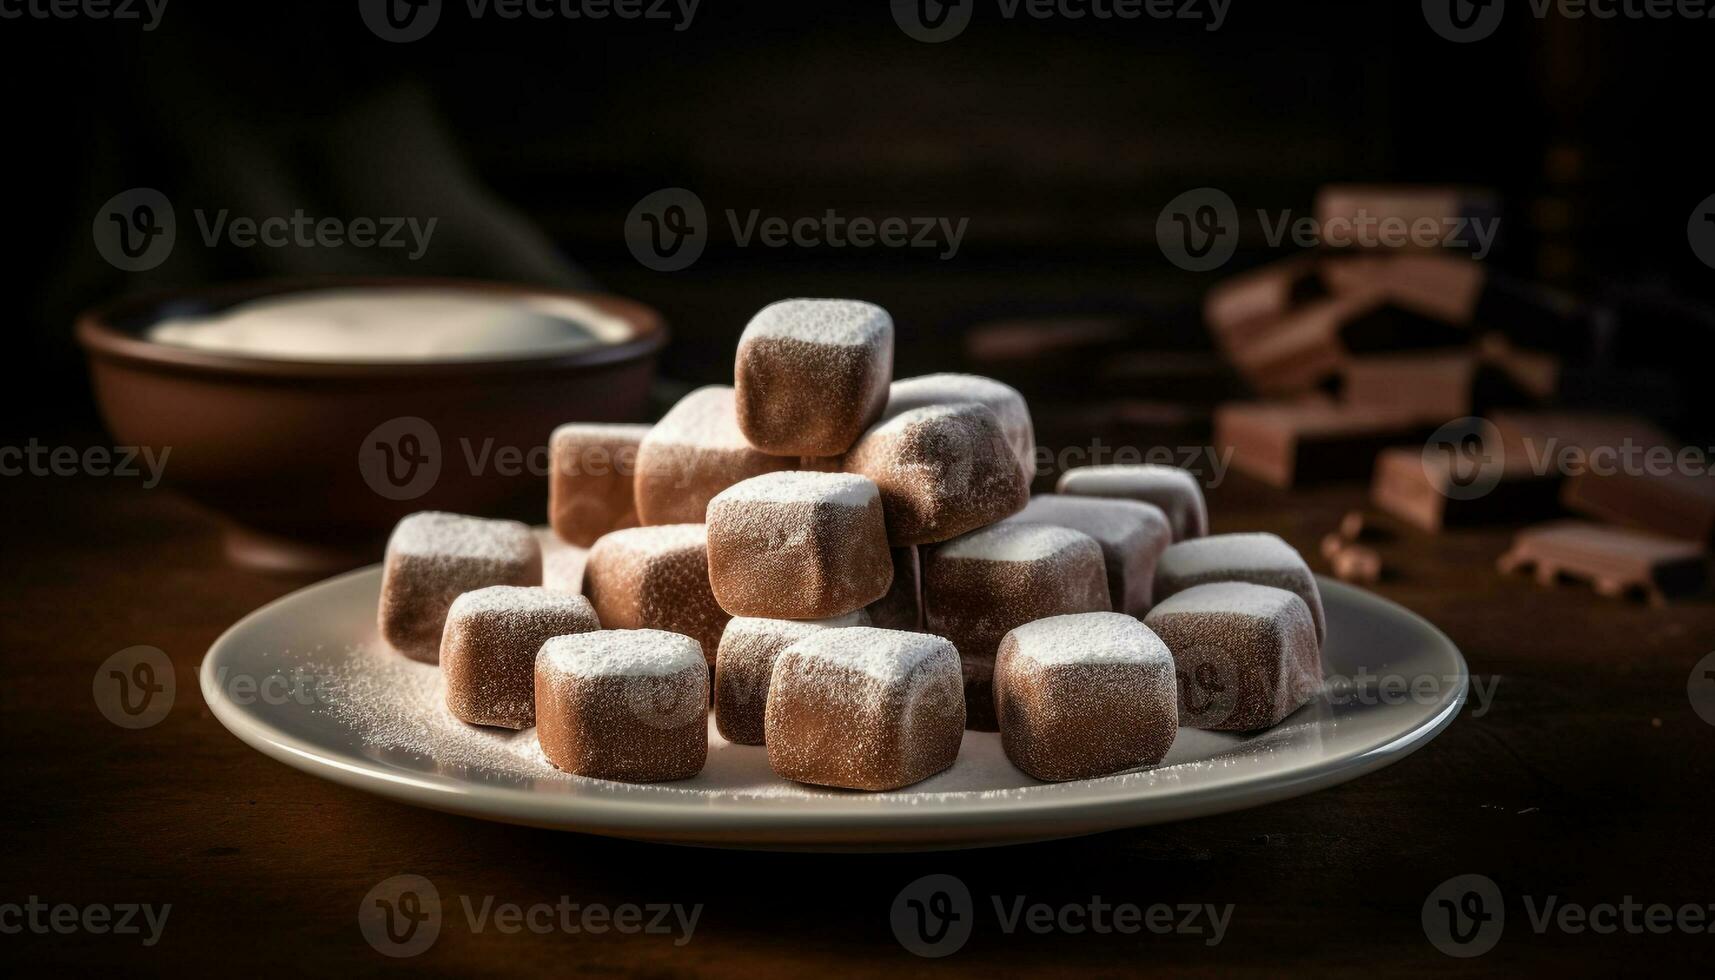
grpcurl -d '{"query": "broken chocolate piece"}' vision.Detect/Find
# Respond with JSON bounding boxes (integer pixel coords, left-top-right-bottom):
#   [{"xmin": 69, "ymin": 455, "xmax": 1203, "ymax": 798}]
[{"xmin": 1497, "ymin": 521, "xmax": 1708, "ymax": 607}]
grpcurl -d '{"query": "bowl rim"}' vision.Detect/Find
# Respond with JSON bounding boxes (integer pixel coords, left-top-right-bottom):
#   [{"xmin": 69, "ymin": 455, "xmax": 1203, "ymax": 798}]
[{"xmin": 76, "ymin": 276, "xmax": 669, "ymax": 380}]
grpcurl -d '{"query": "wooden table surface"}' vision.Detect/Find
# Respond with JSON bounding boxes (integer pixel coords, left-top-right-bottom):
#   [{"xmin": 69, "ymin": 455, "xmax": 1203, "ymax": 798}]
[{"xmin": 5, "ymin": 444, "xmax": 1713, "ymax": 976}]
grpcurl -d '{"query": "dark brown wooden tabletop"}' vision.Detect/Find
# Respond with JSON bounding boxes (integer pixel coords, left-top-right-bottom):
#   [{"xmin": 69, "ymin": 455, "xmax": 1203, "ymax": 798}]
[{"xmin": 5, "ymin": 439, "xmax": 1713, "ymax": 976}]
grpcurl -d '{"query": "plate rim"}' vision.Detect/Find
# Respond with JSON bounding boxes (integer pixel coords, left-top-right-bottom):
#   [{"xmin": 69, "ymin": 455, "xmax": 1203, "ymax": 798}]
[{"xmin": 201, "ymin": 571, "xmax": 1468, "ymax": 842}]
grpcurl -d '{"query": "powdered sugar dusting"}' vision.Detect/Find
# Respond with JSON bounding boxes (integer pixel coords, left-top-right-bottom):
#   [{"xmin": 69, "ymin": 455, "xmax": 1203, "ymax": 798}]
[
  {"xmin": 782, "ymin": 627, "xmax": 953, "ymax": 684},
  {"xmin": 1160, "ymin": 533, "xmax": 1303, "ymax": 579},
  {"xmin": 1012, "ymin": 494, "xmax": 1169, "ymax": 547},
  {"xmin": 389, "ymin": 511, "xmax": 537, "ymax": 561},
  {"xmin": 713, "ymin": 471, "xmax": 878, "ymax": 508},
  {"xmin": 725, "ymin": 609, "xmax": 868, "ymax": 641},
  {"xmin": 1149, "ymin": 581, "xmax": 1301, "ymax": 620},
  {"xmin": 938, "ymin": 521, "xmax": 1093, "ymax": 563},
  {"xmin": 297, "ymin": 633, "xmax": 1278, "ymax": 798},
  {"xmin": 642, "ymin": 386, "xmax": 752, "ymax": 450},
  {"xmin": 1007, "ymin": 612, "xmax": 1170, "ymax": 667},
  {"xmin": 743, "ymin": 299, "xmax": 892, "ymax": 349},
  {"xmin": 541, "ymin": 542, "xmax": 588, "ymax": 594},
  {"xmin": 887, "ymin": 373, "xmax": 1035, "ymax": 475},
  {"xmin": 1057, "ymin": 464, "xmax": 1209, "ymax": 541},
  {"xmin": 449, "ymin": 584, "xmax": 590, "ymax": 619},
  {"xmin": 594, "ymin": 523, "xmax": 706, "ymax": 557},
  {"xmin": 551, "ymin": 421, "xmax": 653, "ymax": 443},
  {"xmin": 540, "ymin": 629, "xmax": 705, "ymax": 678},
  {"xmin": 870, "ymin": 403, "xmax": 967, "ymax": 437}
]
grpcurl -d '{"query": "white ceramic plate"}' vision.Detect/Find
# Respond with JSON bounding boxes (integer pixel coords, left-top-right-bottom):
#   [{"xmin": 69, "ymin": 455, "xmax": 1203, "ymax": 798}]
[{"xmin": 202, "ymin": 565, "xmax": 1466, "ymax": 850}]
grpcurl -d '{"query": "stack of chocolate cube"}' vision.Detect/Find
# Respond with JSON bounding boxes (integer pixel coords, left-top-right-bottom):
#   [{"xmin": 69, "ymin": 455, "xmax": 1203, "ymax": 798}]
[{"xmin": 376, "ymin": 299, "xmax": 1333, "ymax": 790}]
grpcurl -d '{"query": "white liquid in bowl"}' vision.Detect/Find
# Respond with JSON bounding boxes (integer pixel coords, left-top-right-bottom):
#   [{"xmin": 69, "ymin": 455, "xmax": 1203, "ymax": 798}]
[{"xmin": 146, "ymin": 288, "xmax": 636, "ymax": 362}]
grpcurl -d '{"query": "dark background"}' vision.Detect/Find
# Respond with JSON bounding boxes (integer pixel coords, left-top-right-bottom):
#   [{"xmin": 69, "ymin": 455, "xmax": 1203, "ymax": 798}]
[
  {"xmin": 5, "ymin": 4, "xmax": 1715, "ymax": 975},
  {"xmin": 6, "ymin": 0, "xmax": 1712, "ymax": 439}
]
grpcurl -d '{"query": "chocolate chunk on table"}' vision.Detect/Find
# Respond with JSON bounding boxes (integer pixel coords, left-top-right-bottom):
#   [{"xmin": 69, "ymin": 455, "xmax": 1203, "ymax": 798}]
[{"xmin": 1497, "ymin": 520, "xmax": 1709, "ymax": 607}]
